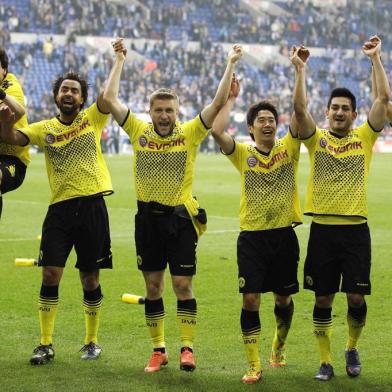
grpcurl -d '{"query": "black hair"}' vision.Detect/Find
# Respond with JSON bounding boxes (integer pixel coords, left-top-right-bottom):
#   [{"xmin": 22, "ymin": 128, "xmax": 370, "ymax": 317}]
[
  {"xmin": 0, "ymin": 48, "xmax": 9, "ymax": 71},
  {"xmin": 327, "ymin": 87, "xmax": 356, "ymax": 112},
  {"xmin": 52, "ymin": 72, "xmax": 88, "ymax": 109}
]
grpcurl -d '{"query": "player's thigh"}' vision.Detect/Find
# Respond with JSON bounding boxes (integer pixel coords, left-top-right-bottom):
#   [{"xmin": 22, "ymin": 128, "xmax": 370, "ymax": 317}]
[
  {"xmin": 0, "ymin": 156, "xmax": 26, "ymax": 194},
  {"xmin": 303, "ymin": 223, "xmax": 341, "ymax": 295},
  {"xmin": 135, "ymin": 212, "xmax": 167, "ymax": 272},
  {"xmin": 237, "ymin": 231, "xmax": 268, "ymax": 293},
  {"xmin": 341, "ymin": 223, "xmax": 371, "ymax": 294},
  {"xmin": 38, "ymin": 204, "xmax": 73, "ymax": 268},
  {"xmin": 74, "ymin": 197, "xmax": 113, "ymax": 271},
  {"xmin": 168, "ymin": 216, "xmax": 197, "ymax": 276},
  {"xmin": 269, "ymin": 228, "xmax": 299, "ymax": 296}
]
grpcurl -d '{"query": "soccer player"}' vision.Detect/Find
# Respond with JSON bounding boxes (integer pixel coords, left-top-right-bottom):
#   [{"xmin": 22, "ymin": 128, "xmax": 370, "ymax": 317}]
[
  {"xmin": 211, "ymin": 77, "xmax": 301, "ymax": 384},
  {"xmin": 0, "ymin": 72, "xmax": 114, "ymax": 365},
  {"xmin": 0, "ymin": 48, "xmax": 29, "ymax": 220},
  {"xmin": 103, "ymin": 38, "xmax": 242, "ymax": 373},
  {"xmin": 290, "ymin": 38, "xmax": 390, "ymax": 381}
]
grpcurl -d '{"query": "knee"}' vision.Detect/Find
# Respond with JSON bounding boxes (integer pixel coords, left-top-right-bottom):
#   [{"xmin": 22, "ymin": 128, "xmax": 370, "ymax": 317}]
[
  {"xmin": 315, "ymin": 295, "xmax": 334, "ymax": 308},
  {"xmin": 275, "ymin": 295, "xmax": 291, "ymax": 308},
  {"xmin": 243, "ymin": 294, "xmax": 260, "ymax": 311},
  {"xmin": 172, "ymin": 280, "xmax": 193, "ymax": 300},
  {"xmin": 146, "ymin": 280, "xmax": 164, "ymax": 299},
  {"xmin": 42, "ymin": 267, "xmax": 61, "ymax": 286},
  {"xmin": 347, "ymin": 293, "xmax": 365, "ymax": 308},
  {"xmin": 80, "ymin": 273, "xmax": 99, "ymax": 291}
]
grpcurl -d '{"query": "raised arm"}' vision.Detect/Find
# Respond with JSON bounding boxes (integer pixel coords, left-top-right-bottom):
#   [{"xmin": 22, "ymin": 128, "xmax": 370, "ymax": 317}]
[
  {"xmin": 290, "ymin": 45, "xmax": 316, "ymax": 139},
  {"xmin": 0, "ymin": 88, "xmax": 25, "ymax": 121},
  {"xmin": 102, "ymin": 38, "xmax": 129, "ymax": 125},
  {"xmin": 363, "ymin": 36, "xmax": 390, "ymax": 130},
  {"xmin": 200, "ymin": 44, "xmax": 243, "ymax": 128},
  {"xmin": 369, "ymin": 37, "xmax": 392, "ymax": 124},
  {"xmin": 0, "ymin": 105, "xmax": 28, "ymax": 145},
  {"xmin": 211, "ymin": 76, "xmax": 239, "ymax": 154}
]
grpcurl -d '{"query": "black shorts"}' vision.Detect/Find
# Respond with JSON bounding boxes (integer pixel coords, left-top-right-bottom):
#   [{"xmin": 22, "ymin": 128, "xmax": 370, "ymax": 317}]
[
  {"xmin": 0, "ymin": 155, "xmax": 27, "ymax": 194},
  {"xmin": 304, "ymin": 222, "xmax": 371, "ymax": 295},
  {"xmin": 237, "ymin": 227, "xmax": 299, "ymax": 295},
  {"xmin": 38, "ymin": 196, "xmax": 112, "ymax": 272},
  {"xmin": 135, "ymin": 202, "xmax": 198, "ymax": 276}
]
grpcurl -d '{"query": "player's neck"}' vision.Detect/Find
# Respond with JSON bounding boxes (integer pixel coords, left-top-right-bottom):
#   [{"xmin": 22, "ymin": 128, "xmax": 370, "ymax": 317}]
[
  {"xmin": 255, "ymin": 140, "xmax": 274, "ymax": 155},
  {"xmin": 329, "ymin": 128, "xmax": 350, "ymax": 138},
  {"xmin": 58, "ymin": 110, "xmax": 80, "ymax": 124}
]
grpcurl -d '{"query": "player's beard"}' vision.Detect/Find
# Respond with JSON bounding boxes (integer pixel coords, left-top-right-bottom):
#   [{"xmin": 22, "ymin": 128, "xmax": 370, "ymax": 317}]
[{"xmin": 59, "ymin": 102, "xmax": 80, "ymax": 116}]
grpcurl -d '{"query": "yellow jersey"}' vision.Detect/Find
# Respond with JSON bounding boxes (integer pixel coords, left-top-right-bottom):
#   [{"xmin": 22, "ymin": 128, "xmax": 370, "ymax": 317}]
[
  {"xmin": 19, "ymin": 103, "xmax": 113, "ymax": 204},
  {"xmin": 121, "ymin": 111, "xmax": 209, "ymax": 206},
  {"xmin": 302, "ymin": 121, "xmax": 378, "ymax": 220},
  {"xmin": 226, "ymin": 132, "xmax": 302, "ymax": 231},
  {"xmin": 0, "ymin": 72, "xmax": 30, "ymax": 165}
]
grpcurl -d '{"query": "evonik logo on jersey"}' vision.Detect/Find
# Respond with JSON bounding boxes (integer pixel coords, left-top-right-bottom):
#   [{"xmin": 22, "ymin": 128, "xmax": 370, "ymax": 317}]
[
  {"xmin": 319, "ymin": 137, "xmax": 362, "ymax": 154},
  {"xmin": 139, "ymin": 136, "xmax": 186, "ymax": 150},
  {"xmin": 247, "ymin": 150, "xmax": 289, "ymax": 169},
  {"xmin": 45, "ymin": 119, "xmax": 91, "ymax": 144}
]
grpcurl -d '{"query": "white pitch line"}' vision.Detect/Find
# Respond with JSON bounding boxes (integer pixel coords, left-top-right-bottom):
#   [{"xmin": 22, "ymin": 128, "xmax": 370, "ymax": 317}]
[{"xmin": 0, "ymin": 229, "xmax": 241, "ymax": 242}]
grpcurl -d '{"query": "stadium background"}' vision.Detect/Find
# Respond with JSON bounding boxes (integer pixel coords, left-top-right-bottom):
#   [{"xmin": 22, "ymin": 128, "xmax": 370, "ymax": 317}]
[{"xmin": 1, "ymin": 0, "xmax": 392, "ymax": 391}]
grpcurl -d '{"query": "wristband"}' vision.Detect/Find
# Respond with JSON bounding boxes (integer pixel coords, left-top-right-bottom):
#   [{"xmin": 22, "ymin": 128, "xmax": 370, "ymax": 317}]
[{"xmin": 0, "ymin": 88, "xmax": 6, "ymax": 100}]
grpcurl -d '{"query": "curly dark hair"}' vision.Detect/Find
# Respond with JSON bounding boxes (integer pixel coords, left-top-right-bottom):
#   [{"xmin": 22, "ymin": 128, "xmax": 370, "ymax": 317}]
[
  {"xmin": 0, "ymin": 48, "xmax": 9, "ymax": 71},
  {"xmin": 52, "ymin": 72, "xmax": 88, "ymax": 109}
]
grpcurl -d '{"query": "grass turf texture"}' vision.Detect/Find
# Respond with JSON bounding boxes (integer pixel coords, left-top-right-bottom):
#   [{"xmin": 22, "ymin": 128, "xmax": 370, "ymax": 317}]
[{"xmin": 0, "ymin": 153, "xmax": 391, "ymax": 392}]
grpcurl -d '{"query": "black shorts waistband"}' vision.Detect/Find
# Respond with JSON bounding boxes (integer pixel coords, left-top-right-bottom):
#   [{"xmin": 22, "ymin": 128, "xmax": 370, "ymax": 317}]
[{"xmin": 137, "ymin": 200, "xmax": 187, "ymax": 216}]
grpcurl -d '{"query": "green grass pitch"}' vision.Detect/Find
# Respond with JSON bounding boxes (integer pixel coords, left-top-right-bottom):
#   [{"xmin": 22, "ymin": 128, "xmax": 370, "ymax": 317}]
[{"xmin": 0, "ymin": 152, "xmax": 391, "ymax": 392}]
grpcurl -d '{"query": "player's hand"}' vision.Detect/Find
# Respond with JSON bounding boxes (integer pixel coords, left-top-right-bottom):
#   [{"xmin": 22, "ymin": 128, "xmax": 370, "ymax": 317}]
[
  {"xmin": 290, "ymin": 45, "xmax": 310, "ymax": 69},
  {"xmin": 112, "ymin": 37, "xmax": 127, "ymax": 60},
  {"xmin": 0, "ymin": 104, "xmax": 15, "ymax": 123},
  {"xmin": 228, "ymin": 44, "xmax": 243, "ymax": 64},
  {"xmin": 229, "ymin": 74, "xmax": 240, "ymax": 99},
  {"xmin": 362, "ymin": 35, "xmax": 381, "ymax": 58}
]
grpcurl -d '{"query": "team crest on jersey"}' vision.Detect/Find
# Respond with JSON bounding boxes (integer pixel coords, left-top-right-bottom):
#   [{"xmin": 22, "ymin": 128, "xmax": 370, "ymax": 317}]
[
  {"xmin": 139, "ymin": 136, "xmax": 148, "ymax": 147},
  {"xmin": 319, "ymin": 138, "xmax": 327, "ymax": 148},
  {"xmin": 305, "ymin": 275, "xmax": 314, "ymax": 286},
  {"xmin": 238, "ymin": 277, "xmax": 246, "ymax": 288},
  {"xmin": 45, "ymin": 134, "xmax": 55, "ymax": 144},
  {"xmin": 1, "ymin": 80, "xmax": 12, "ymax": 90},
  {"xmin": 247, "ymin": 156, "xmax": 257, "ymax": 168}
]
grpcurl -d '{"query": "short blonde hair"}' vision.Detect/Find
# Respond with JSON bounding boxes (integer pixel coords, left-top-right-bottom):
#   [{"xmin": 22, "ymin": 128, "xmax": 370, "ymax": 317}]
[{"xmin": 149, "ymin": 88, "xmax": 179, "ymax": 106}]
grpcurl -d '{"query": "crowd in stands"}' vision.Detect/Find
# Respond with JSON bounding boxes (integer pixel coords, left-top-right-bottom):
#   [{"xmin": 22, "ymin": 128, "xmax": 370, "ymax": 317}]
[
  {"xmin": 1, "ymin": 0, "xmax": 391, "ymax": 49},
  {"xmin": 1, "ymin": 0, "xmax": 392, "ymax": 151}
]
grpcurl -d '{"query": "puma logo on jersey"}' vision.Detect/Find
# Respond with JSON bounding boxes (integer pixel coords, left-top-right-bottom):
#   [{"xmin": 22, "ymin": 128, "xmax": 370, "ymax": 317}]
[{"xmin": 6, "ymin": 165, "xmax": 16, "ymax": 177}]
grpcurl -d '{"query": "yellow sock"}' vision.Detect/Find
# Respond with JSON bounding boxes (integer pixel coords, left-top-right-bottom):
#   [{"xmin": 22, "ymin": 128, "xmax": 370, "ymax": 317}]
[
  {"xmin": 177, "ymin": 299, "xmax": 197, "ymax": 349},
  {"xmin": 313, "ymin": 306, "xmax": 333, "ymax": 364},
  {"xmin": 83, "ymin": 286, "xmax": 103, "ymax": 345},
  {"xmin": 145, "ymin": 298, "xmax": 165, "ymax": 349},
  {"xmin": 39, "ymin": 285, "xmax": 59, "ymax": 346},
  {"xmin": 346, "ymin": 303, "xmax": 367, "ymax": 350},
  {"xmin": 241, "ymin": 309, "xmax": 261, "ymax": 369}
]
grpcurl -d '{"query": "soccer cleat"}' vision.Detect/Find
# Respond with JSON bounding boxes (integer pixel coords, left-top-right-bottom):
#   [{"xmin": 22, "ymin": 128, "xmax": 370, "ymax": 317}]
[
  {"xmin": 315, "ymin": 363, "xmax": 334, "ymax": 381},
  {"xmin": 180, "ymin": 348, "xmax": 196, "ymax": 371},
  {"xmin": 144, "ymin": 351, "xmax": 169, "ymax": 373},
  {"xmin": 80, "ymin": 342, "xmax": 102, "ymax": 360},
  {"xmin": 241, "ymin": 366, "xmax": 262, "ymax": 384},
  {"xmin": 269, "ymin": 347, "xmax": 287, "ymax": 367},
  {"xmin": 345, "ymin": 348, "xmax": 361, "ymax": 377},
  {"xmin": 30, "ymin": 344, "xmax": 55, "ymax": 365}
]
